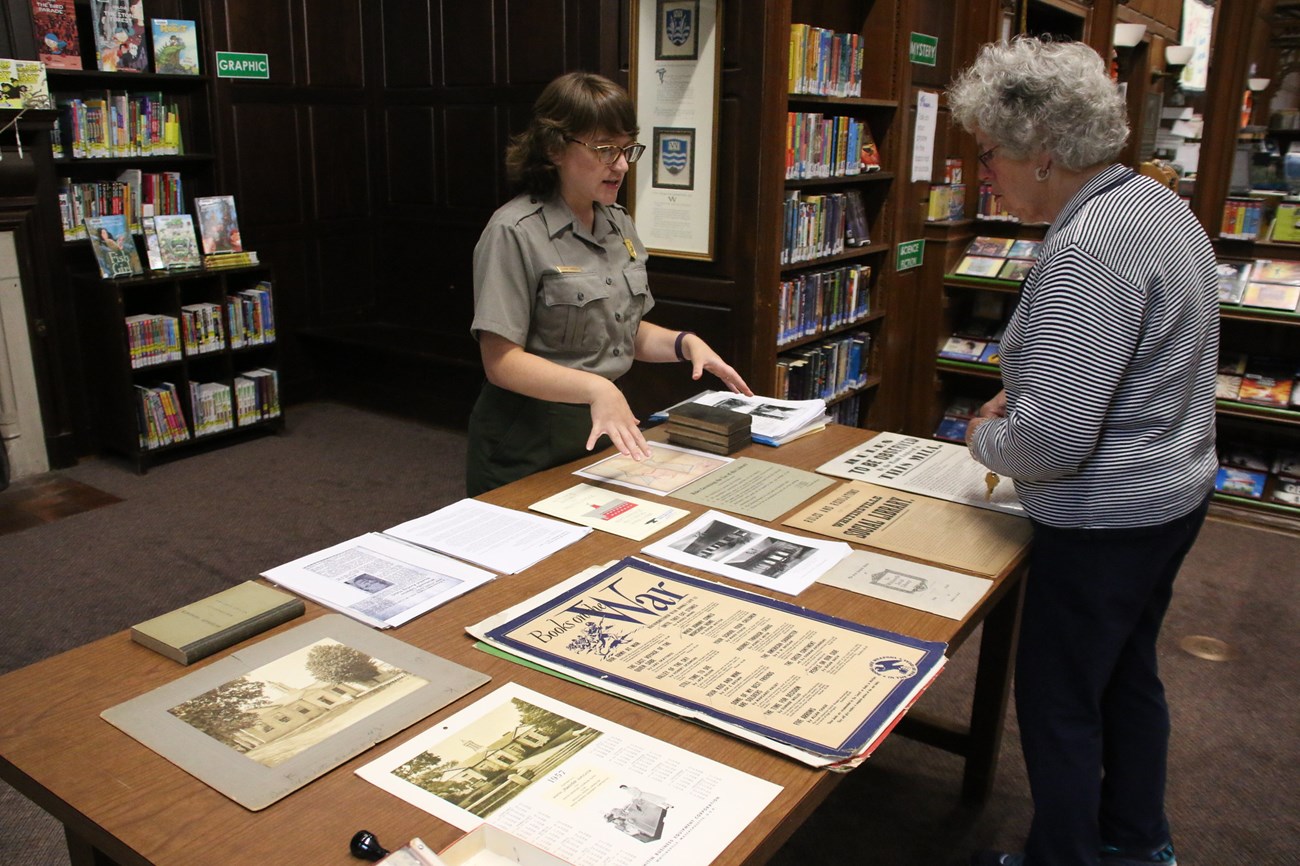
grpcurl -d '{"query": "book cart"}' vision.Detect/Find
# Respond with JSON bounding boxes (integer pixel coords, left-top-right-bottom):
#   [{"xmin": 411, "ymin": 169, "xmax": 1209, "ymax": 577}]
[{"xmin": 74, "ymin": 264, "xmax": 283, "ymax": 473}]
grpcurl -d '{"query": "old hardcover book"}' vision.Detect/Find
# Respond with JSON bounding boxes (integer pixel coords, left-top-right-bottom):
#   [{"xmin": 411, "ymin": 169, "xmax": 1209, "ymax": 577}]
[
  {"xmin": 31, "ymin": 0, "xmax": 82, "ymax": 69},
  {"xmin": 667, "ymin": 402, "xmax": 751, "ymax": 437},
  {"xmin": 131, "ymin": 580, "xmax": 305, "ymax": 664}
]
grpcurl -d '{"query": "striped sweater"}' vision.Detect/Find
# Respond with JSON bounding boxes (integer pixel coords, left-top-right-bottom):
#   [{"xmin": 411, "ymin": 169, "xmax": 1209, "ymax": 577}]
[{"xmin": 969, "ymin": 164, "xmax": 1219, "ymax": 528}]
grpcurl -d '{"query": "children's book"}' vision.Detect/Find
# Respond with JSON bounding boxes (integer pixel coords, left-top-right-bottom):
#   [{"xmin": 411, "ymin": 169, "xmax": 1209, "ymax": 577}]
[
  {"xmin": 153, "ymin": 213, "xmax": 202, "ymax": 268},
  {"xmin": 1006, "ymin": 239, "xmax": 1041, "ymax": 259},
  {"xmin": 31, "ymin": 0, "xmax": 82, "ymax": 69},
  {"xmin": 0, "ymin": 58, "xmax": 52, "ymax": 108},
  {"xmin": 997, "ymin": 258, "xmax": 1034, "ymax": 282},
  {"xmin": 953, "ymin": 255, "xmax": 1004, "ymax": 278},
  {"xmin": 1216, "ymin": 261, "xmax": 1252, "ymax": 304},
  {"xmin": 84, "ymin": 214, "xmax": 144, "ymax": 278},
  {"xmin": 194, "ymin": 195, "xmax": 244, "ymax": 255},
  {"xmin": 1251, "ymin": 259, "xmax": 1300, "ymax": 286},
  {"xmin": 150, "ymin": 19, "xmax": 199, "ymax": 75},
  {"xmin": 1240, "ymin": 281, "xmax": 1300, "ymax": 313},
  {"xmin": 141, "ymin": 217, "xmax": 166, "ymax": 270},
  {"xmin": 90, "ymin": 0, "xmax": 148, "ymax": 72},
  {"xmin": 1214, "ymin": 466, "xmax": 1267, "ymax": 499},
  {"xmin": 965, "ymin": 236, "xmax": 1015, "ymax": 257},
  {"xmin": 938, "ymin": 336, "xmax": 987, "ymax": 362}
]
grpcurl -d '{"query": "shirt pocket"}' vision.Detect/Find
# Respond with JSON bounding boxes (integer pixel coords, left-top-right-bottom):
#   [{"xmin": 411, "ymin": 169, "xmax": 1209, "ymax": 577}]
[{"xmin": 536, "ymin": 272, "xmax": 612, "ymax": 351}]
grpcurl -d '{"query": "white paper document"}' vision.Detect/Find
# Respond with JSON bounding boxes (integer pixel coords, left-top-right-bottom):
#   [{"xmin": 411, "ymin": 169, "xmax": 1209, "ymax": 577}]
[
  {"xmin": 817, "ymin": 550, "xmax": 994, "ymax": 620},
  {"xmin": 357, "ymin": 682, "xmax": 781, "ymax": 866},
  {"xmin": 650, "ymin": 390, "xmax": 829, "ymax": 446},
  {"xmin": 528, "ymin": 483, "xmax": 690, "ymax": 541},
  {"xmin": 386, "ymin": 500, "xmax": 592, "ymax": 575},
  {"xmin": 640, "ymin": 509, "xmax": 852, "ymax": 595},
  {"xmin": 262, "ymin": 533, "xmax": 497, "ymax": 628},
  {"xmin": 816, "ymin": 432, "xmax": 1023, "ymax": 514}
]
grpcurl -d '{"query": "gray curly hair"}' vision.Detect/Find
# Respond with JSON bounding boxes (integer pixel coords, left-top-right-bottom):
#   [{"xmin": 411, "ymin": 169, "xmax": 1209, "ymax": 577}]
[{"xmin": 948, "ymin": 37, "xmax": 1129, "ymax": 171}]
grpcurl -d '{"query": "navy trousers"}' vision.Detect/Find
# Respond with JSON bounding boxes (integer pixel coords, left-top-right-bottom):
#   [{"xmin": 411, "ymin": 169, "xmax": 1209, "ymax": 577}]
[{"xmin": 1018, "ymin": 495, "xmax": 1210, "ymax": 866}]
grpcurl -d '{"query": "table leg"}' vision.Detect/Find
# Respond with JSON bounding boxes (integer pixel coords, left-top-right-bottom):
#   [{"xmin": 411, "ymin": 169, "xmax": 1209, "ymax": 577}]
[
  {"xmin": 960, "ymin": 572, "xmax": 1026, "ymax": 805},
  {"xmin": 65, "ymin": 825, "xmax": 123, "ymax": 866}
]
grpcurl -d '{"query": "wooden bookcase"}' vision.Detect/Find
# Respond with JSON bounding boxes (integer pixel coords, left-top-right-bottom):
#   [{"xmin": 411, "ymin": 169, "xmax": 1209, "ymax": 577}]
[
  {"xmin": 746, "ymin": 0, "xmax": 909, "ymax": 432},
  {"xmin": 74, "ymin": 264, "xmax": 283, "ymax": 472}
]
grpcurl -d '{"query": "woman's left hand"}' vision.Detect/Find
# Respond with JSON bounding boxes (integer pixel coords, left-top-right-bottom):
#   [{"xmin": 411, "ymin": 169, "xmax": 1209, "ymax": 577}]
[{"xmin": 680, "ymin": 333, "xmax": 754, "ymax": 396}]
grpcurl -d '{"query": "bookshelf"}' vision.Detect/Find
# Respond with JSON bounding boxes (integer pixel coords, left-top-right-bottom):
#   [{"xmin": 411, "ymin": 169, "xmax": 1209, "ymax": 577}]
[
  {"xmin": 747, "ymin": 1, "xmax": 907, "ymax": 431},
  {"xmin": 73, "ymin": 264, "xmax": 282, "ymax": 472}
]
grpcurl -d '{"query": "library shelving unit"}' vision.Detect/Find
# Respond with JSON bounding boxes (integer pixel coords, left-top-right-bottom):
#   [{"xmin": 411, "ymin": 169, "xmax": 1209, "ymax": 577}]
[
  {"xmin": 74, "ymin": 264, "xmax": 283, "ymax": 473},
  {"xmin": 750, "ymin": 0, "xmax": 908, "ymax": 431}
]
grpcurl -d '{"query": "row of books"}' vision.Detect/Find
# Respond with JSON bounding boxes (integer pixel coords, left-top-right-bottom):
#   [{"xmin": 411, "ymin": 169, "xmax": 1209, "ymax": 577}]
[
  {"xmin": 59, "ymin": 171, "xmax": 185, "ymax": 240},
  {"xmin": 1217, "ymin": 353, "xmax": 1300, "ymax": 410},
  {"xmin": 926, "ymin": 183, "xmax": 966, "ymax": 222},
  {"xmin": 128, "ymin": 287, "xmax": 276, "ymax": 368},
  {"xmin": 1215, "ymin": 445, "xmax": 1299, "ymax": 506},
  {"xmin": 776, "ymin": 263, "xmax": 871, "ymax": 345},
  {"xmin": 52, "ymin": 91, "xmax": 184, "ymax": 159},
  {"xmin": 84, "ymin": 195, "xmax": 253, "ymax": 278},
  {"xmin": 1219, "ymin": 197, "xmax": 1265, "ymax": 241},
  {"xmin": 826, "ymin": 393, "xmax": 861, "ymax": 426},
  {"xmin": 785, "ymin": 112, "xmax": 881, "ymax": 180},
  {"xmin": 949, "ymin": 235, "xmax": 1042, "ymax": 283},
  {"xmin": 775, "ymin": 331, "xmax": 871, "ymax": 402},
  {"xmin": 976, "ymin": 182, "xmax": 1019, "ymax": 221},
  {"xmin": 788, "ymin": 24, "xmax": 863, "ymax": 97},
  {"xmin": 133, "ymin": 368, "xmax": 280, "ymax": 450},
  {"xmin": 1217, "ymin": 259, "xmax": 1300, "ymax": 314},
  {"xmin": 781, "ymin": 188, "xmax": 869, "ymax": 264},
  {"xmin": 31, "ymin": 1, "xmax": 200, "ymax": 75}
]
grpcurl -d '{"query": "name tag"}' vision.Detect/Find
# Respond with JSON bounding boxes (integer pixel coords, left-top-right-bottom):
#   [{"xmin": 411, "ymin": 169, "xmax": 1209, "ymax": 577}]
[{"xmin": 554, "ymin": 265, "xmax": 582, "ymax": 274}]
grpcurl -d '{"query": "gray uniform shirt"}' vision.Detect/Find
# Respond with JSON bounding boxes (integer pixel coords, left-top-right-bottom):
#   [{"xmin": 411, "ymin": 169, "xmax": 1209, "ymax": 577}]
[{"xmin": 471, "ymin": 193, "xmax": 653, "ymax": 380}]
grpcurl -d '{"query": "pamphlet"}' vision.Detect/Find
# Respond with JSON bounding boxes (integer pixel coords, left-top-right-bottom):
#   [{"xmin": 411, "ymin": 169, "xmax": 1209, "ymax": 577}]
[
  {"xmin": 816, "ymin": 431, "xmax": 1024, "ymax": 514},
  {"xmin": 528, "ymin": 483, "xmax": 691, "ymax": 541},
  {"xmin": 357, "ymin": 682, "xmax": 781, "ymax": 866},
  {"xmin": 640, "ymin": 509, "xmax": 852, "ymax": 595},
  {"xmin": 262, "ymin": 532, "xmax": 496, "ymax": 628},
  {"xmin": 386, "ymin": 499, "xmax": 592, "ymax": 575},
  {"xmin": 670, "ymin": 457, "xmax": 836, "ymax": 521},
  {"xmin": 468, "ymin": 558, "xmax": 947, "ymax": 768},
  {"xmin": 817, "ymin": 550, "xmax": 993, "ymax": 620},
  {"xmin": 574, "ymin": 442, "xmax": 731, "ymax": 496}
]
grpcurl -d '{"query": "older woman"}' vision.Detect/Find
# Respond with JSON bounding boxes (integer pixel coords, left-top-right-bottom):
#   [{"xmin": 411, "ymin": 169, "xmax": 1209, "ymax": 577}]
[
  {"xmin": 467, "ymin": 72, "xmax": 751, "ymax": 496},
  {"xmin": 949, "ymin": 39, "xmax": 1218, "ymax": 866}
]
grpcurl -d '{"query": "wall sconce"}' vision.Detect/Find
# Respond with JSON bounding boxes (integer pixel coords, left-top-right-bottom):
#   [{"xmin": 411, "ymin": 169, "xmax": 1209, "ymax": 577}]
[
  {"xmin": 1154, "ymin": 45, "xmax": 1194, "ymax": 81},
  {"xmin": 1248, "ymin": 77, "xmax": 1271, "ymax": 92},
  {"xmin": 1113, "ymin": 23, "xmax": 1148, "ymax": 48}
]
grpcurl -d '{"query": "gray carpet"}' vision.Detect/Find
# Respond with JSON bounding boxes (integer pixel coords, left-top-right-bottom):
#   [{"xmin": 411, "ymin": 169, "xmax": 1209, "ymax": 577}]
[{"xmin": 1, "ymin": 401, "xmax": 1296, "ymax": 865}]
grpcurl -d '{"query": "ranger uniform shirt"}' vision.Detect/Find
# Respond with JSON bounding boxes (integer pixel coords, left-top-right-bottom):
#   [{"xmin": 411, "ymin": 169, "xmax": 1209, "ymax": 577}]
[{"xmin": 471, "ymin": 193, "xmax": 653, "ymax": 381}]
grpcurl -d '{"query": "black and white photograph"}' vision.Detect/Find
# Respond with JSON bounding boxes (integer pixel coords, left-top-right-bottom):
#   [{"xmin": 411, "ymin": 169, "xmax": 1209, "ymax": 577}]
[
  {"xmin": 168, "ymin": 637, "xmax": 427, "ymax": 768},
  {"xmin": 669, "ymin": 518, "xmax": 816, "ymax": 578},
  {"xmin": 389, "ymin": 696, "xmax": 601, "ymax": 819},
  {"xmin": 654, "ymin": 0, "xmax": 700, "ymax": 60},
  {"xmin": 652, "ymin": 127, "xmax": 695, "ymax": 189},
  {"xmin": 605, "ymin": 785, "xmax": 672, "ymax": 842}
]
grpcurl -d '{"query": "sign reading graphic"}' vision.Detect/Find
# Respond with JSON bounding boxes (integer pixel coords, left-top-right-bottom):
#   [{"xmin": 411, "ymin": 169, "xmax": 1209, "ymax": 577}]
[{"xmin": 215, "ymin": 51, "xmax": 269, "ymax": 79}]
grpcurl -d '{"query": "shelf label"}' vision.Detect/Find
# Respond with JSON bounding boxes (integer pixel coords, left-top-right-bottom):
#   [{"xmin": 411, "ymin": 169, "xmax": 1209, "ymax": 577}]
[
  {"xmin": 910, "ymin": 33, "xmax": 938, "ymax": 67},
  {"xmin": 215, "ymin": 52, "xmax": 270, "ymax": 79},
  {"xmin": 896, "ymin": 239, "xmax": 925, "ymax": 272}
]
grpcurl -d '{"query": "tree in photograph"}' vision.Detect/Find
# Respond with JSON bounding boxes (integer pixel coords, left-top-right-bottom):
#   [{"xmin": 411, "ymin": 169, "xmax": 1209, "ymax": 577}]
[
  {"xmin": 305, "ymin": 642, "xmax": 382, "ymax": 685},
  {"xmin": 393, "ymin": 750, "xmax": 448, "ymax": 785},
  {"xmin": 168, "ymin": 677, "xmax": 268, "ymax": 748}
]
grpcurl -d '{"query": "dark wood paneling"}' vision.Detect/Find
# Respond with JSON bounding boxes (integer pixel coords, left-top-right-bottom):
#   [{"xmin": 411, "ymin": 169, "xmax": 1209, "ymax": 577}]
[
  {"xmin": 506, "ymin": 0, "xmax": 571, "ymax": 83},
  {"xmin": 384, "ymin": 107, "xmax": 437, "ymax": 206},
  {"xmin": 230, "ymin": 104, "xmax": 305, "ymax": 227},
  {"xmin": 304, "ymin": 0, "xmax": 366, "ymax": 87},
  {"xmin": 440, "ymin": 3, "xmax": 496, "ymax": 85},
  {"xmin": 381, "ymin": 0, "xmax": 434, "ymax": 87},
  {"xmin": 311, "ymin": 106, "xmax": 372, "ymax": 219},
  {"xmin": 315, "ymin": 230, "xmax": 377, "ymax": 318},
  {"xmin": 442, "ymin": 106, "xmax": 500, "ymax": 209},
  {"xmin": 221, "ymin": 0, "xmax": 297, "ymax": 84}
]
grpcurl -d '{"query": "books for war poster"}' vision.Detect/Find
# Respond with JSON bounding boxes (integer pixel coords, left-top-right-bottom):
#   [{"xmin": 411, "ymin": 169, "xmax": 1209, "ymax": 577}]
[
  {"xmin": 357, "ymin": 682, "xmax": 781, "ymax": 866},
  {"xmin": 468, "ymin": 557, "xmax": 946, "ymax": 769}
]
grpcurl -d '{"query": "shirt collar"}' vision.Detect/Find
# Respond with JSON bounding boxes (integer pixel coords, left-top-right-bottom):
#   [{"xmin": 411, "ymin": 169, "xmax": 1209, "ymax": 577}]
[
  {"xmin": 540, "ymin": 197, "xmax": 617, "ymax": 243},
  {"xmin": 1046, "ymin": 163, "xmax": 1134, "ymax": 241}
]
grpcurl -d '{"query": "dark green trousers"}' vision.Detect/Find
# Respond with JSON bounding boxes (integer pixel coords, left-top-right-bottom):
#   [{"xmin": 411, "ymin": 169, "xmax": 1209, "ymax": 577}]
[{"xmin": 465, "ymin": 382, "xmax": 593, "ymax": 497}]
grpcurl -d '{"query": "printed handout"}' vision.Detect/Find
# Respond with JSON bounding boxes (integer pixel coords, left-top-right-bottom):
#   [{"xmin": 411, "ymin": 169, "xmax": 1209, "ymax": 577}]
[
  {"xmin": 817, "ymin": 550, "xmax": 994, "ymax": 620},
  {"xmin": 574, "ymin": 441, "xmax": 731, "ymax": 495},
  {"xmin": 262, "ymin": 532, "xmax": 496, "ymax": 628},
  {"xmin": 671, "ymin": 457, "xmax": 836, "ymax": 521},
  {"xmin": 528, "ymin": 483, "xmax": 691, "ymax": 541},
  {"xmin": 816, "ymin": 432, "xmax": 1024, "ymax": 514},
  {"xmin": 641, "ymin": 509, "xmax": 852, "ymax": 595},
  {"xmin": 356, "ymin": 682, "xmax": 781, "ymax": 866},
  {"xmin": 385, "ymin": 499, "xmax": 592, "ymax": 575},
  {"xmin": 468, "ymin": 558, "xmax": 947, "ymax": 768}
]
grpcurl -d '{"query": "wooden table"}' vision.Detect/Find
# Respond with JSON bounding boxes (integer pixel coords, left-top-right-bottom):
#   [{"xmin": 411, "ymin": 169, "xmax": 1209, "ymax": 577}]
[{"xmin": 0, "ymin": 425, "xmax": 1026, "ymax": 866}]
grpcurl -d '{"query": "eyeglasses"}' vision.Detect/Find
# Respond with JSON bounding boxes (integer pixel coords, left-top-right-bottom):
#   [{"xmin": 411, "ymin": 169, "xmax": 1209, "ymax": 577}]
[
  {"xmin": 977, "ymin": 144, "xmax": 999, "ymax": 168},
  {"xmin": 567, "ymin": 137, "xmax": 646, "ymax": 165}
]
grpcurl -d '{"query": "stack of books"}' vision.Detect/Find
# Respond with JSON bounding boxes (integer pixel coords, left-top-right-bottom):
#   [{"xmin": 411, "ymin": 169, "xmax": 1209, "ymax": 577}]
[{"xmin": 666, "ymin": 403, "xmax": 752, "ymax": 455}]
